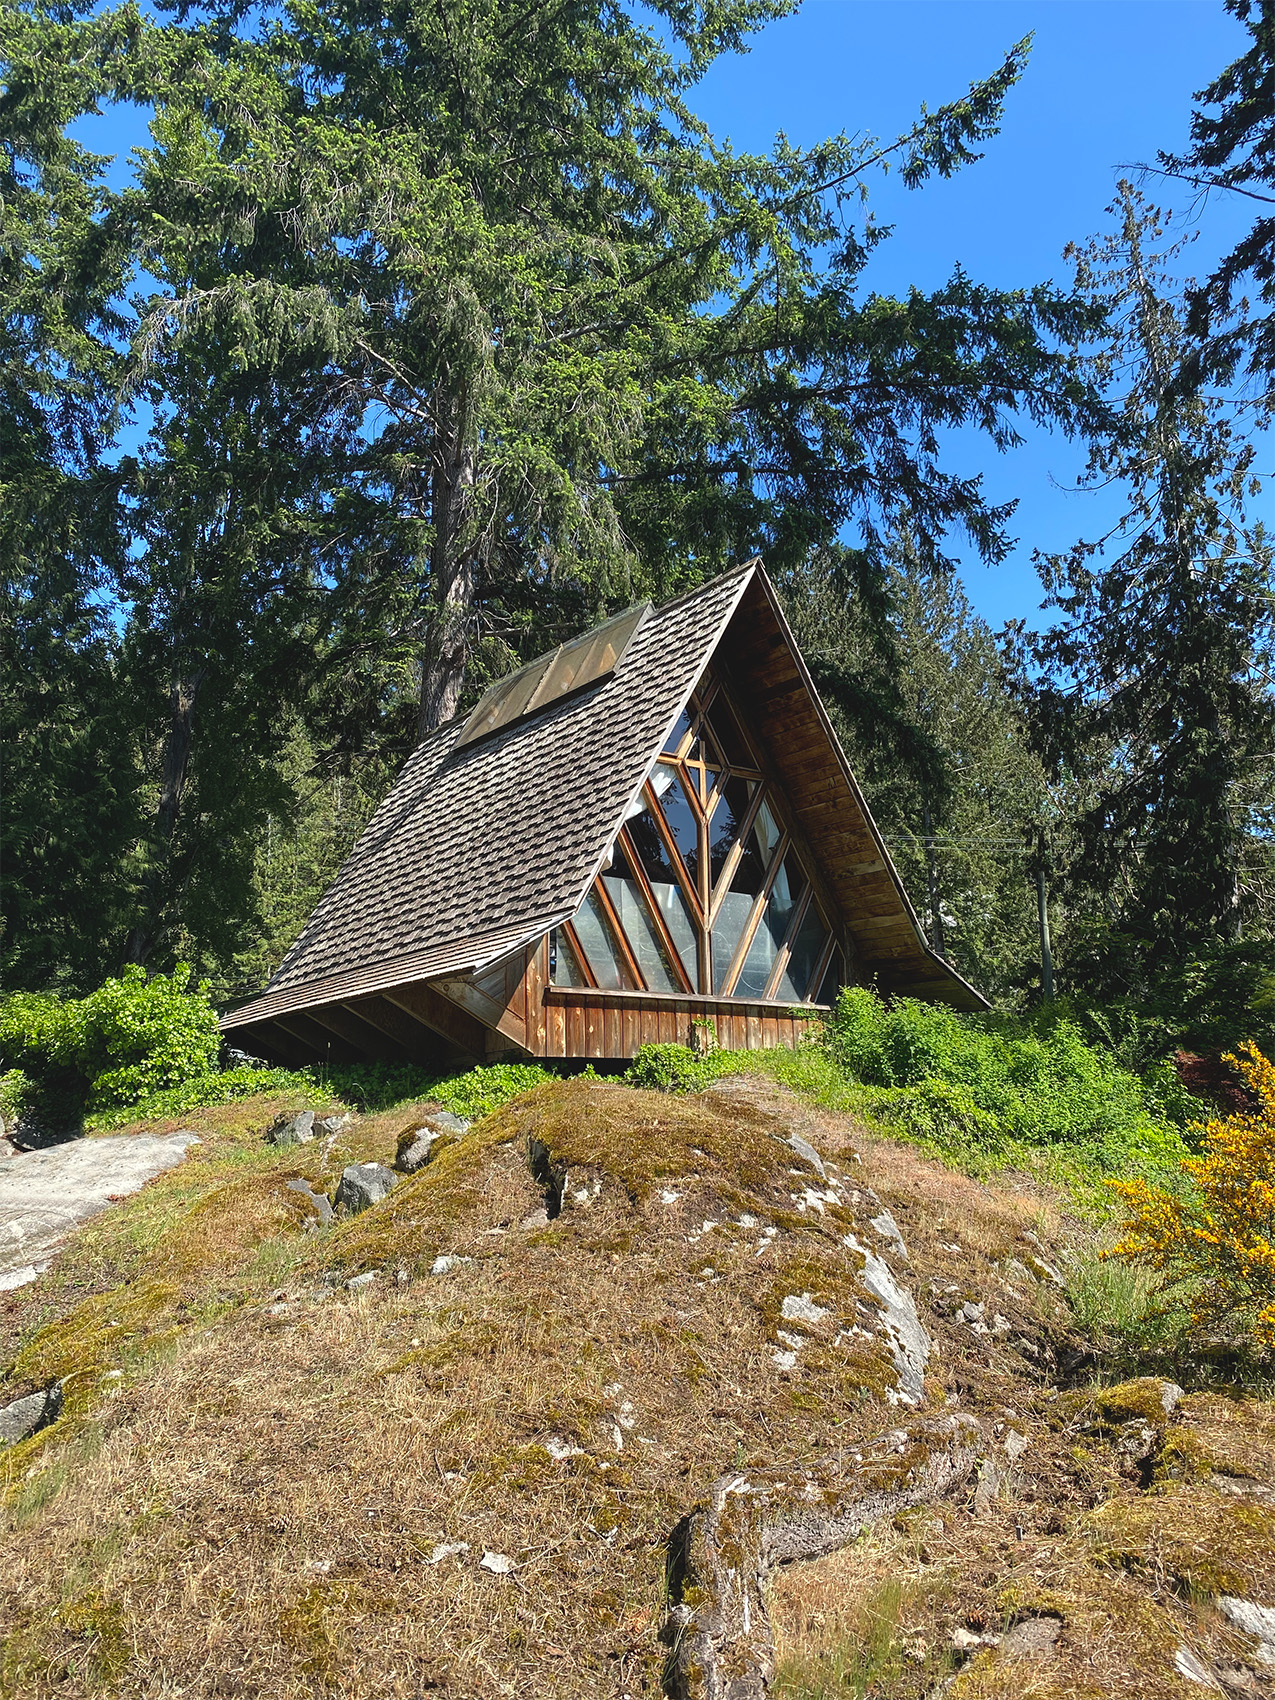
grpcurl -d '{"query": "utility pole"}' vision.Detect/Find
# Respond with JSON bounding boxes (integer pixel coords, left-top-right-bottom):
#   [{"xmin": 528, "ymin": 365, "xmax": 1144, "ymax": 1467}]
[{"xmin": 1036, "ymin": 864, "xmax": 1055, "ymax": 1002}]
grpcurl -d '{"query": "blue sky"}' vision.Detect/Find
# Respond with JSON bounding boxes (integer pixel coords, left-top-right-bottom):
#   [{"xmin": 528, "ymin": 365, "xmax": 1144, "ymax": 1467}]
[
  {"xmin": 77, "ymin": 1, "xmax": 1259, "ymax": 634},
  {"xmin": 684, "ymin": 0, "xmax": 1260, "ymax": 630}
]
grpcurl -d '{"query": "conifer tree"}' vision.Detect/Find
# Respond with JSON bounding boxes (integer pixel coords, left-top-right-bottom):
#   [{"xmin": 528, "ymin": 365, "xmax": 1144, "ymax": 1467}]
[
  {"xmin": 1029, "ymin": 183, "xmax": 1275, "ymax": 1000},
  {"xmin": 2, "ymin": 0, "xmax": 1104, "ymax": 981},
  {"xmin": 781, "ymin": 541, "xmax": 1048, "ymax": 1001}
]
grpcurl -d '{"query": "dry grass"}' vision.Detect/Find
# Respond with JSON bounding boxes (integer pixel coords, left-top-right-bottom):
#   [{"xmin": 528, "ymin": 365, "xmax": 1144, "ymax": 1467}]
[{"xmin": 2, "ymin": 1074, "xmax": 1273, "ymax": 1700}]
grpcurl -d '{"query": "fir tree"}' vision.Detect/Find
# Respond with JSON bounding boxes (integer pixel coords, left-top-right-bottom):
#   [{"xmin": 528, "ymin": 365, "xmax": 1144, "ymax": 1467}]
[{"xmin": 1029, "ymin": 183, "xmax": 1275, "ymax": 1000}]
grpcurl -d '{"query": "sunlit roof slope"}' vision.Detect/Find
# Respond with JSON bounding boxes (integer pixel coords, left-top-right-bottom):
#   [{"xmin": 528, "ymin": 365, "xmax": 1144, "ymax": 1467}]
[{"xmin": 223, "ymin": 563, "xmax": 983, "ymax": 1034}]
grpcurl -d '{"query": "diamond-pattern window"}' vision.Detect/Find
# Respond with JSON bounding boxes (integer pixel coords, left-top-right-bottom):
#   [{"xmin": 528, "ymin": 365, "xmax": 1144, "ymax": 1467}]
[{"xmin": 562, "ymin": 670, "xmax": 842, "ymax": 1004}]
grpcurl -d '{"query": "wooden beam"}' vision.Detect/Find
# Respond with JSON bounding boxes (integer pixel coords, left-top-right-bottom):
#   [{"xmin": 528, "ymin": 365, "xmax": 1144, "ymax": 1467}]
[
  {"xmin": 431, "ymin": 975, "xmax": 529, "ymax": 1050},
  {"xmin": 340, "ymin": 995, "xmax": 451, "ymax": 1065},
  {"xmin": 302, "ymin": 1001, "xmax": 405, "ymax": 1064},
  {"xmin": 272, "ymin": 1011, "xmax": 363, "ymax": 1065},
  {"xmin": 231, "ymin": 1019, "xmax": 313, "ymax": 1068},
  {"xmin": 382, "ymin": 980, "xmax": 488, "ymax": 1061}
]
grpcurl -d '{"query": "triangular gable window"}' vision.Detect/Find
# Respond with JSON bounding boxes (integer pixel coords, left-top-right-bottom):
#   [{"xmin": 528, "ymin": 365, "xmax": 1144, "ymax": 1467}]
[{"xmin": 552, "ymin": 669, "xmax": 842, "ymax": 1005}]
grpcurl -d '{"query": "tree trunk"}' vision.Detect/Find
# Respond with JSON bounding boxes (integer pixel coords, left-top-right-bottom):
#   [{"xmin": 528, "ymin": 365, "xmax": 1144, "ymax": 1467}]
[
  {"xmin": 417, "ymin": 387, "xmax": 482, "ymax": 741},
  {"xmin": 124, "ymin": 670, "xmax": 202, "ymax": 965},
  {"xmin": 1036, "ymin": 864, "xmax": 1055, "ymax": 1001}
]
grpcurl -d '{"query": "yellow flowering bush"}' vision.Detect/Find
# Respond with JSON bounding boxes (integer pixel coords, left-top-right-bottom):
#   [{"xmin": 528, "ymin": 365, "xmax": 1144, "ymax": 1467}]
[{"xmin": 1109, "ymin": 1041, "xmax": 1275, "ymax": 1352}]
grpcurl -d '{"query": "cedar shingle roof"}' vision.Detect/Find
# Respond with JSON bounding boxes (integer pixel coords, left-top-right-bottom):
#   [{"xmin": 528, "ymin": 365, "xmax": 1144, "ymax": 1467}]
[
  {"xmin": 225, "ymin": 568, "xmax": 755, "ymax": 1026},
  {"xmin": 223, "ymin": 562, "xmax": 984, "ymax": 1033}
]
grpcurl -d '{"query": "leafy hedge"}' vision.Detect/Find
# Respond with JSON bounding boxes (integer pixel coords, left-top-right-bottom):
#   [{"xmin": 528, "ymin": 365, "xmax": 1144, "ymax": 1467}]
[{"xmin": 0, "ymin": 966, "xmax": 221, "ymax": 1125}]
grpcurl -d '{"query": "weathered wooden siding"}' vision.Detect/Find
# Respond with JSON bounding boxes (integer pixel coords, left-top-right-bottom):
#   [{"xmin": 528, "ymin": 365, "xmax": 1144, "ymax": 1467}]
[{"xmin": 538, "ymin": 987, "xmax": 822, "ymax": 1060}]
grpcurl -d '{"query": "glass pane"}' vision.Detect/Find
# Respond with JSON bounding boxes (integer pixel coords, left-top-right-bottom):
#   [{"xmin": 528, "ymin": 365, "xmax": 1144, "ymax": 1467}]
[
  {"xmin": 572, "ymin": 889, "xmax": 638, "ymax": 991},
  {"xmin": 649, "ymin": 761, "xmax": 700, "ymax": 881},
  {"xmin": 711, "ymin": 890, "xmax": 756, "ymax": 993},
  {"xmin": 816, "ymin": 949, "xmax": 843, "ymax": 1007},
  {"xmin": 709, "ymin": 774, "xmax": 758, "ymax": 886},
  {"xmin": 734, "ymin": 855, "xmax": 807, "ymax": 999},
  {"xmin": 775, "ymin": 904, "xmax": 830, "ymax": 1002},
  {"xmin": 705, "ymin": 697, "xmax": 756, "ymax": 770},
  {"xmin": 663, "ymin": 707, "xmax": 692, "ymax": 755},
  {"xmin": 626, "ymin": 812, "xmax": 701, "ymax": 982},
  {"xmin": 602, "ymin": 846, "xmax": 684, "ymax": 993},
  {"xmin": 549, "ymin": 927, "xmax": 587, "ymax": 988},
  {"xmin": 528, "ymin": 603, "xmax": 648, "ymax": 710},
  {"xmin": 721, "ymin": 793, "xmax": 777, "ymax": 899},
  {"xmin": 457, "ymin": 656, "xmax": 549, "ymax": 745}
]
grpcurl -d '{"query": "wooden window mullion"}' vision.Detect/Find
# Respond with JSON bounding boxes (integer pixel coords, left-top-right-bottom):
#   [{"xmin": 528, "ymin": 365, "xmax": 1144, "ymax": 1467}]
[
  {"xmin": 616, "ymin": 826, "xmax": 695, "ymax": 994},
  {"xmin": 643, "ymin": 778, "xmax": 705, "ymax": 924},
  {"xmin": 707, "ymin": 780, "xmax": 771, "ymax": 929},
  {"xmin": 590, "ymin": 877, "xmax": 645, "ymax": 990},
  {"xmin": 761, "ymin": 886, "xmax": 814, "ymax": 1002},
  {"xmin": 803, "ymin": 932, "xmax": 838, "ymax": 1004},
  {"xmin": 720, "ymin": 830, "xmax": 791, "ymax": 998},
  {"xmin": 563, "ymin": 921, "xmax": 599, "ymax": 989}
]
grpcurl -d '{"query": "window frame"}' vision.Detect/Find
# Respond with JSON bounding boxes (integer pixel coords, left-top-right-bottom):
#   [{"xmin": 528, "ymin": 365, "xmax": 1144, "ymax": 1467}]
[{"xmin": 552, "ymin": 667, "xmax": 845, "ymax": 1004}]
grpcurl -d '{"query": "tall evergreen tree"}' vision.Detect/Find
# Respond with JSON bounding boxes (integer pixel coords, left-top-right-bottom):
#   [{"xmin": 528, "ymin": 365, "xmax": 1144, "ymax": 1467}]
[
  {"xmin": 1159, "ymin": 0, "xmax": 1275, "ymax": 387},
  {"xmin": 0, "ymin": 4, "xmax": 142, "ymax": 990},
  {"xmin": 782, "ymin": 543, "xmax": 1048, "ymax": 1002},
  {"xmin": 2, "ymin": 0, "xmax": 1104, "ymax": 984},
  {"xmin": 1028, "ymin": 183, "xmax": 1275, "ymax": 1001}
]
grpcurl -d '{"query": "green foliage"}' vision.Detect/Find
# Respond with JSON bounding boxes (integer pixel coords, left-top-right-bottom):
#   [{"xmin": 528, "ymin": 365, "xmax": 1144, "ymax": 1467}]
[
  {"xmin": 625, "ymin": 1043, "xmax": 725, "ymax": 1094},
  {"xmin": 782, "ymin": 538, "xmax": 1050, "ymax": 1005},
  {"xmin": 58, "ymin": 966, "xmax": 220, "ymax": 1106},
  {"xmin": 1025, "ymin": 185, "xmax": 1275, "ymax": 1002},
  {"xmin": 0, "ymin": 1069, "xmax": 31, "ymax": 1128},
  {"xmin": 87, "ymin": 1056, "xmax": 557, "ymax": 1132},
  {"xmin": 85, "ymin": 1065, "xmax": 319, "ymax": 1132},
  {"xmin": 825, "ymin": 986, "xmax": 1170, "ymax": 1151},
  {"xmin": 0, "ymin": 965, "xmax": 220, "ymax": 1118}
]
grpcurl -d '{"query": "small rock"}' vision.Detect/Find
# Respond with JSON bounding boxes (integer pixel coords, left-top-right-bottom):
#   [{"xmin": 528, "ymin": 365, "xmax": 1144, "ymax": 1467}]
[
  {"xmin": 869, "ymin": 1209, "xmax": 909, "ymax": 1258},
  {"xmin": 333, "ymin": 1163, "xmax": 396, "ymax": 1214},
  {"xmin": 1218, "ymin": 1598, "xmax": 1275, "ymax": 1667},
  {"xmin": 519, "ymin": 1207, "xmax": 550, "ymax": 1231},
  {"xmin": 786, "ymin": 1133, "xmax": 827, "ymax": 1178},
  {"xmin": 1159, "ymin": 1380, "xmax": 1186, "ymax": 1419},
  {"xmin": 1004, "ymin": 1430, "xmax": 1029, "ymax": 1462},
  {"xmin": 480, "ymin": 1550, "xmax": 517, "ymax": 1575},
  {"xmin": 286, "ymin": 1177, "xmax": 335, "ymax": 1224},
  {"xmin": 345, "ymin": 1272, "xmax": 376, "ymax": 1292},
  {"xmin": 430, "ymin": 1255, "xmax": 471, "ymax": 1276},
  {"xmin": 1002, "ymin": 1615, "xmax": 1061, "ymax": 1659},
  {"xmin": 781, "ymin": 1292, "xmax": 829, "ymax": 1327},
  {"xmin": 1174, "ymin": 1645, "xmax": 1223, "ymax": 1687},
  {"xmin": 951, "ymin": 1626, "xmax": 983, "ymax": 1651},
  {"xmin": 0, "ymin": 1381, "xmax": 63, "ymax": 1446},
  {"xmin": 957, "ymin": 1301, "xmax": 985, "ymax": 1324},
  {"xmin": 428, "ymin": 1541, "xmax": 470, "ymax": 1565},
  {"xmin": 314, "ymin": 1113, "xmax": 352, "ymax": 1137},
  {"xmin": 772, "ymin": 1350, "xmax": 798, "ymax": 1371},
  {"xmin": 267, "ymin": 1111, "xmax": 316, "ymax": 1147}
]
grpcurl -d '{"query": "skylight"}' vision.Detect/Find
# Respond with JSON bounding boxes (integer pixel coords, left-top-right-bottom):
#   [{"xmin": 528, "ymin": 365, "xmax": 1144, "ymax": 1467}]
[{"xmin": 456, "ymin": 601, "xmax": 650, "ymax": 748}]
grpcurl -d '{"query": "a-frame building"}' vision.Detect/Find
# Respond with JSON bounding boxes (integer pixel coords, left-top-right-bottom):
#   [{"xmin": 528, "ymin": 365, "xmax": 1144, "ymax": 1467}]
[{"xmin": 220, "ymin": 563, "xmax": 984, "ymax": 1068}]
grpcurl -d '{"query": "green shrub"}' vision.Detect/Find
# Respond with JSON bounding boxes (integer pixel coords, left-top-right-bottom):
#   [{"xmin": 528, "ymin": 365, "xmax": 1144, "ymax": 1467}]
[
  {"xmin": 430, "ymin": 1062, "xmax": 557, "ymax": 1120},
  {"xmin": 625, "ymin": 1043, "xmax": 724, "ymax": 1093},
  {"xmin": 0, "ymin": 1069, "xmax": 32, "ymax": 1130},
  {"xmin": 62, "ymin": 965, "xmax": 220, "ymax": 1105},
  {"xmin": 824, "ymin": 986, "xmax": 1167, "ymax": 1152},
  {"xmin": 86, "ymin": 1064, "xmax": 320, "ymax": 1131},
  {"xmin": 0, "ymin": 965, "xmax": 220, "ymax": 1122}
]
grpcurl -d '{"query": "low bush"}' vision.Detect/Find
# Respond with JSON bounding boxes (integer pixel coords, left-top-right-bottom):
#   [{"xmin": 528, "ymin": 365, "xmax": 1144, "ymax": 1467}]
[
  {"xmin": 1108, "ymin": 1041, "xmax": 1275, "ymax": 1354},
  {"xmin": 625, "ymin": 1043, "xmax": 724, "ymax": 1094},
  {"xmin": 824, "ymin": 986, "xmax": 1191, "ymax": 1154},
  {"xmin": 0, "ymin": 966, "xmax": 221, "ymax": 1126}
]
